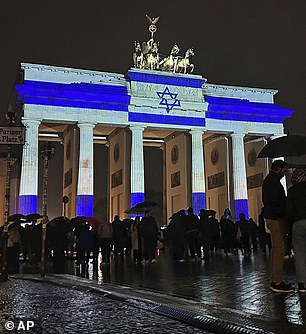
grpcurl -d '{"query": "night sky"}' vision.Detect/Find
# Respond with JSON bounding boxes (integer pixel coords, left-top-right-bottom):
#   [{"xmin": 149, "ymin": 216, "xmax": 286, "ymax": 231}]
[
  {"xmin": 1, "ymin": 1, "xmax": 306, "ymax": 133},
  {"xmin": 1, "ymin": 1, "xmax": 306, "ymax": 217}
]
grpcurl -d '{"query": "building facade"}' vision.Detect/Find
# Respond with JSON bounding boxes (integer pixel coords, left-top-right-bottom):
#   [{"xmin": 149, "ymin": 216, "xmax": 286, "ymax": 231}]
[{"xmin": 13, "ymin": 62, "xmax": 293, "ymax": 222}]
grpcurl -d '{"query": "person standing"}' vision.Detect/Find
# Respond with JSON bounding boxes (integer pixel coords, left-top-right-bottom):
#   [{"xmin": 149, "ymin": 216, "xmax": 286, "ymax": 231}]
[
  {"xmin": 220, "ymin": 208, "xmax": 235, "ymax": 255},
  {"xmin": 184, "ymin": 207, "xmax": 201, "ymax": 260},
  {"xmin": 168, "ymin": 212, "xmax": 185, "ymax": 262},
  {"xmin": 199, "ymin": 209, "xmax": 210, "ymax": 260},
  {"xmin": 262, "ymin": 159, "xmax": 293, "ymax": 292},
  {"xmin": 249, "ymin": 218, "xmax": 259, "ymax": 252},
  {"xmin": 98, "ymin": 216, "xmax": 113, "ymax": 264},
  {"xmin": 112, "ymin": 215, "xmax": 125, "ymax": 262},
  {"xmin": 7, "ymin": 222, "xmax": 21, "ymax": 274},
  {"xmin": 130, "ymin": 216, "xmax": 142, "ymax": 263},
  {"xmin": 258, "ymin": 207, "xmax": 271, "ymax": 254},
  {"xmin": 286, "ymin": 168, "xmax": 306, "ymax": 293},
  {"xmin": 139, "ymin": 210, "xmax": 158, "ymax": 263},
  {"xmin": 237, "ymin": 213, "xmax": 251, "ymax": 257}
]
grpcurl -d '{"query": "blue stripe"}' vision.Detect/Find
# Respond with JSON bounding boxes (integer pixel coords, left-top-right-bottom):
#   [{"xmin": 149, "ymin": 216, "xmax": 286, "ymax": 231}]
[
  {"xmin": 192, "ymin": 192, "xmax": 206, "ymax": 215},
  {"xmin": 129, "ymin": 112, "xmax": 205, "ymax": 127},
  {"xmin": 206, "ymin": 112, "xmax": 284, "ymax": 124},
  {"xmin": 16, "ymin": 80, "xmax": 130, "ymax": 111},
  {"xmin": 22, "ymin": 97, "xmax": 128, "ymax": 112},
  {"xmin": 127, "ymin": 71, "xmax": 206, "ymax": 88},
  {"xmin": 234, "ymin": 199, "xmax": 249, "ymax": 221},
  {"xmin": 205, "ymin": 95, "xmax": 293, "ymax": 124},
  {"xmin": 19, "ymin": 195, "xmax": 38, "ymax": 215},
  {"xmin": 76, "ymin": 195, "xmax": 94, "ymax": 217},
  {"xmin": 130, "ymin": 192, "xmax": 145, "ymax": 207}
]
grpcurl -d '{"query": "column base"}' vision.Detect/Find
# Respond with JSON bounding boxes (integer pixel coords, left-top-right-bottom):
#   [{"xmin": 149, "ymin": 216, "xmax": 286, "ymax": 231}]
[
  {"xmin": 19, "ymin": 195, "xmax": 38, "ymax": 215},
  {"xmin": 130, "ymin": 192, "xmax": 145, "ymax": 207},
  {"xmin": 192, "ymin": 192, "xmax": 206, "ymax": 215},
  {"xmin": 234, "ymin": 199, "xmax": 249, "ymax": 220},
  {"xmin": 76, "ymin": 195, "xmax": 94, "ymax": 217}
]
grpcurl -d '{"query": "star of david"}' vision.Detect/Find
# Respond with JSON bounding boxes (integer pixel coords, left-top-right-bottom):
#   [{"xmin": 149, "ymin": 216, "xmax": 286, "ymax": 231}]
[{"xmin": 157, "ymin": 87, "xmax": 180, "ymax": 113}]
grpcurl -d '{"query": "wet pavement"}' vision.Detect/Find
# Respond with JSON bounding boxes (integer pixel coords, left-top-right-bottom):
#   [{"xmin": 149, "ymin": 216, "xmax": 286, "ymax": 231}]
[
  {"xmin": 0, "ymin": 279, "xmax": 209, "ymax": 333},
  {"xmin": 4, "ymin": 249, "xmax": 306, "ymax": 334}
]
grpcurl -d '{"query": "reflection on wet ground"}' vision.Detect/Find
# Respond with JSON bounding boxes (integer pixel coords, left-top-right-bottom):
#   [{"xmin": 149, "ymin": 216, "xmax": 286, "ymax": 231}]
[{"xmin": 66, "ymin": 250, "xmax": 305, "ymax": 333}]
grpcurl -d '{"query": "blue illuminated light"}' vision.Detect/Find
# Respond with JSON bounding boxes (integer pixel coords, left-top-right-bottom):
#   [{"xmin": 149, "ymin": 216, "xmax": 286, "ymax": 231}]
[
  {"xmin": 192, "ymin": 192, "xmax": 206, "ymax": 215},
  {"xmin": 19, "ymin": 195, "xmax": 38, "ymax": 215},
  {"xmin": 16, "ymin": 80, "xmax": 130, "ymax": 112},
  {"xmin": 131, "ymin": 192, "xmax": 145, "ymax": 207},
  {"xmin": 127, "ymin": 71, "xmax": 206, "ymax": 88},
  {"xmin": 129, "ymin": 112, "xmax": 205, "ymax": 127},
  {"xmin": 205, "ymin": 96, "xmax": 293, "ymax": 124},
  {"xmin": 157, "ymin": 87, "xmax": 181, "ymax": 113},
  {"xmin": 234, "ymin": 199, "xmax": 249, "ymax": 221},
  {"xmin": 76, "ymin": 195, "xmax": 94, "ymax": 217}
]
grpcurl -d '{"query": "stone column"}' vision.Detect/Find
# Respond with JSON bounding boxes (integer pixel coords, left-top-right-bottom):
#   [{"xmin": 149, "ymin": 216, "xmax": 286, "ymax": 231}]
[
  {"xmin": 76, "ymin": 123, "xmax": 95, "ymax": 217},
  {"xmin": 19, "ymin": 119, "xmax": 41, "ymax": 214},
  {"xmin": 271, "ymin": 135, "xmax": 287, "ymax": 194},
  {"xmin": 231, "ymin": 133, "xmax": 249, "ymax": 220},
  {"xmin": 130, "ymin": 126, "xmax": 145, "ymax": 207},
  {"xmin": 190, "ymin": 129, "xmax": 206, "ymax": 214}
]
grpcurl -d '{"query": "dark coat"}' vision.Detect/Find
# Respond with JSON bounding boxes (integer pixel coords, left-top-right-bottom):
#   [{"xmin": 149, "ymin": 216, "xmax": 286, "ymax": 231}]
[
  {"xmin": 139, "ymin": 215, "xmax": 158, "ymax": 240},
  {"xmin": 238, "ymin": 219, "xmax": 251, "ymax": 236},
  {"xmin": 286, "ymin": 181, "xmax": 306, "ymax": 224},
  {"xmin": 262, "ymin": 171, "xmax": 286, "ymax": 219}
]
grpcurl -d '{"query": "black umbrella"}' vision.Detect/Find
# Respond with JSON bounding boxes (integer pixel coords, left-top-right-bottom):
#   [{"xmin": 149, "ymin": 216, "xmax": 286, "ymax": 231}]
[
  {"xmin": 49, "ymin": 216, "xmax": 72, "ymax": 232},
  {"xmin": 134, "ymin": 201, "xmax": 157, "ymax": 208},
  {"xmin": 257, "ymin": 135, "xmax": 306, "ymax": 158},
  {"xmin": 8, "ymin": 221, "xmax": 21, "ymax": 229},
  {"xmin": 206, "ymin": 209, "xmax": 217, "ymax": 217},
  {"xmin": 8, "ymin": 213, "xmax": 26, "ymax": 222},
  {"xmin": 25, "ymin": 213, "xmax": 42, "ymax": 222},
  {"xmin": 125, "ymin": 206, "xmax": 147, "ymax": 214}
]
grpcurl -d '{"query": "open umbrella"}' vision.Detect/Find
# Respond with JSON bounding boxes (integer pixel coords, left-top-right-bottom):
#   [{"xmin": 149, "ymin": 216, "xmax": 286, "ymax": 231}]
[
  {"xmin": 257, "ymin": 135, "xmax": 306, "ymax": 158},
  {"xmin": 86, "ymin": 217, "xmax": 102, "ymax": 230},
  {"xmin": 206, "ymin": 209, "xmax": 217, "ymax": 217},
  {"xmin": 25, "ymin": 213, "xmax": 42, "ymax": 222},
  {"xmin": 8, "ymin": 213, "xmax": 26, "ymax": 222},
  {"xmin": 125, "ymin": 206, "xmax": 147, "ymax": 214},
  {"xmin": 134, "ymin": 200, "xmax": 157, "ymax": 209},
  {"xmin": 49, "ymin": 216, "xmax": 70, "ymax": 228}
]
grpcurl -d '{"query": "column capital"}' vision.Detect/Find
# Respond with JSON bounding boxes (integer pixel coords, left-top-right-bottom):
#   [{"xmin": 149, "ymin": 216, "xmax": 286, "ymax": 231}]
[
  {"xmin": 230, "ymin": 132, "xmax": 245, "ymax": 138},
  {"xmin": 77, "ymin": 122, "xmax": 96, "ymax": 129},
  {"xmin": 130, "ymin": 125, "xmax": 145, "ymax": 132},
  {"xmin": 21, "ymin": 118, "xmax": 41, "ymax": 127},
  {"xmin": 189, "ymin": 129, "xmax": 204, "ymax": 136}
]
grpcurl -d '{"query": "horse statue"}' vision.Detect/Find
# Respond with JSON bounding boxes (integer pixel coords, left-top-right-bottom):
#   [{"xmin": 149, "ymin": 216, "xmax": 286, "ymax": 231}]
[
  {"xmin": 133, "ymin": 40, "xmax": 145, "ymax": 68},
  {"xmin": 175, "ymin": 48, "xmax": 195, "ymax": 74},
  {"xmin": 159, "ymin": 43, "xmax": 180, "ymax": 72},
  {"xmin": 145, "ymin": 41, "xmax": 160, "ymax": 70}
]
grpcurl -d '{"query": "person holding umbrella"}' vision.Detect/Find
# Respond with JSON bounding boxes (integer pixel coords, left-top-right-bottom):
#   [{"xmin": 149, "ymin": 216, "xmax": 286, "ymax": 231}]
[
  {"xmin": 98, "ymin": 216, "xmax": 113, "ymax": 264},
  {"xmin": 7, "ymin": 221, "xmax": 21, "ymax": 274},
  {"xmin": 139, "ymin": 210, "xmax": 158, "ymax": 263},
  {"xmin": 262, "ymin": 160, "xmax": 293, "ymax": 292}
]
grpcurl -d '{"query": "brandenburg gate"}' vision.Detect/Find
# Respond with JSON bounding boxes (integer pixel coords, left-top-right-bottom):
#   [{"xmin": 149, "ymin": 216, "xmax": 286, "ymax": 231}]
[{"xmin": 13, "ymin": 17, "xmax": 293, "ymax": 221}]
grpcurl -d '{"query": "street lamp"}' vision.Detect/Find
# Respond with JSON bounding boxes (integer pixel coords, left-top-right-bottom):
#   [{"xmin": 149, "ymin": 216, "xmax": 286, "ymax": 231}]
[{"xmin": 39, "ymin": 143, "xmax": 55, "ymax": 277}]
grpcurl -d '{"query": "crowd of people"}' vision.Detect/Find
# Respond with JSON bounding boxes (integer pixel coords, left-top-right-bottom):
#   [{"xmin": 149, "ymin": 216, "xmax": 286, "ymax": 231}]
[
  {"xmin": 0, "ymin": 159, "xmax": 305, "ymax": 294},
  {"xmin": 0, "ymin": 210, "xmax": 160, "ymax": 274},
  {"xmin": 165, "ymin": 207, "xmax": 271, "ymax": 263},
  {"xmin": 1, "ymin": 205, "xmax": 270, "ymax": 275}
]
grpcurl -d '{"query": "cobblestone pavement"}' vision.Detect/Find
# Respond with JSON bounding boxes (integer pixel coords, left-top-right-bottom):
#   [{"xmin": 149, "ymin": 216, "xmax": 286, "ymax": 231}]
[
  {"xmin": 66, "ymin": 250, "xmax": 306, "ymax": 334},
  {"xmin": 12, "ymin": 250, "xmax": 306, "ymax": 334},
  {"xmin": 0, "ymin": 279, "xmax": 211, "ymax": 334}
]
